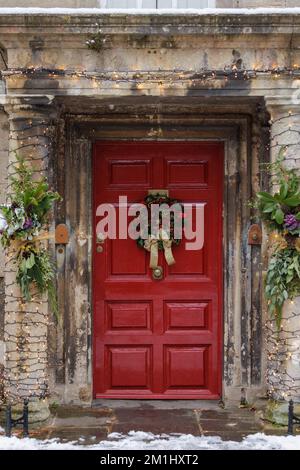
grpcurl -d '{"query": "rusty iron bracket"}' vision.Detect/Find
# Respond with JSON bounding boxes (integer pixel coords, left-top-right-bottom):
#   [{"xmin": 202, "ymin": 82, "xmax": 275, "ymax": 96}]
[
  {"xmin": 248, "ymin": 224, "xmax": 262, "ymax": 245},
  {"xmin": 55, "ymin": 224, "xmax": 69, "ymax": 245}
]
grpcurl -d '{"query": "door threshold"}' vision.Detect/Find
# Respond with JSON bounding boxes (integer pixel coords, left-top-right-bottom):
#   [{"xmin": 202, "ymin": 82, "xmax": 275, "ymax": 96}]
[{"xmin": 92, "ymin": 399, "xmax": 222, "ymax": 410}]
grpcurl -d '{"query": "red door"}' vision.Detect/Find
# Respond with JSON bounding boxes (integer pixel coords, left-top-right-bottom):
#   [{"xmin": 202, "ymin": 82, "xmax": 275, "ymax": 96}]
[{"xmin": 93, "ymin": 141, "xmax": 223, "ymax": 399}]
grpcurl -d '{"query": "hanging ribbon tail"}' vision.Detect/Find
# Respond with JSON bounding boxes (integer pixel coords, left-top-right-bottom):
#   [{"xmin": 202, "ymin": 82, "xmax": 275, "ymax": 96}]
[
  {"xmin": 159, "ymin": 229, "xmax": 176, "ymax": 266},
  {"xmin": 144, "ymin": 231, "xmax": 176, "ymax": 268},
  {"xmin": 163, "ymin": 239, "xmax": 176, "ymax": 266},
  {"xmin": 149, "ymin": 243, "xmax": 159, "ymax": 269},
  {"xmin": 144, "ymin": 236, "xmax": 159, "ymax": 269}
]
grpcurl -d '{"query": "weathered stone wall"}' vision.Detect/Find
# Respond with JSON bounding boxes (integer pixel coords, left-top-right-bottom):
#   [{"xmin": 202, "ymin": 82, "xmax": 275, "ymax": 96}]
[
  {"xmin": 232, "ymin": 1, "xmax": 300, "ymax": 7},
  {"xmin": 0, "ymin": 110, "xmax": 8, "ymax": 392},
  {"xmin": 0, "ymin": 32, "xmax": 8, "ymax": 392},
  {"xmin": 0, "ymin": 11, "xmax": 299, "ymax": 408},
  {"xmin": 0, "ymin": 112, "xmax": 8, "ymax": 275},
  {"xmin": 0, "ymin": 1, "xmax": 99, "ymax": 7},
  {"xmin": 0, "ymin": 1, "xmax": 299, "ymax": 8},
  {"xmin": 1, "ymin": 98, "xmax": 55, "ymax": 421},
  {"xmin": 264, "ymin": 102, "xmax": 300, "ymax": 401}
]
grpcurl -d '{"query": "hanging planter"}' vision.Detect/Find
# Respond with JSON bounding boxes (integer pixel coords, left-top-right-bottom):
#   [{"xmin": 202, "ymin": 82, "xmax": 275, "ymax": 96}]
[
  {"xmin": 0, "ymin": 156, "xmax": 61, "ymax": 316},
  {"xmin": 253, "ymin": 148, "xmax": 300, "ymax": 328}
]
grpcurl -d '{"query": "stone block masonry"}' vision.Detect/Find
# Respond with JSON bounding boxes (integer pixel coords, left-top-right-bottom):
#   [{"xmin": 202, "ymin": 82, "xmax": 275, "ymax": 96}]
[
  {"xmin": 0, "ymin": 110, "xmax": 8, "ymax": 396},
  {"xmin": 2, "ymin": 97, "xmax": 57, "ymax": 420},
  {"xmin": 0, "ymin": 10, "xmax": 300, "ymax": 415}
]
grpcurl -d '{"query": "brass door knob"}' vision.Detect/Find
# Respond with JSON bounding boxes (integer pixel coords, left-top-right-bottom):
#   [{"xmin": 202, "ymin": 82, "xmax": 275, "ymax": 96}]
[
  {"xmin": 152, "ymin": 266, "xmax": 163, "ymax": 280},
  {"xmin": 96, "ymin": 245, "xmax": 104, "ymax": 253}
]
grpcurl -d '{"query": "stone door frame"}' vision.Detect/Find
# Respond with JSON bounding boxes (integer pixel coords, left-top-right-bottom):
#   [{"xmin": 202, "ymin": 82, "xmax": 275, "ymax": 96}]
[{"xmin": 50, "ymin": 98, "xmax": 269, "ymax": 405}]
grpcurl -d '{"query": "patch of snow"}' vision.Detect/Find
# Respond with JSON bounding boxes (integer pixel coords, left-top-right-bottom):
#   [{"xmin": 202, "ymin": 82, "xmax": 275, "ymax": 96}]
[
  {"xmin": 0, "ymin": 8, "xmax": 300, "ymax": 16},
  {"xmin": 0, "ymin": 431, "xmax": 299, "ymax": 450}
]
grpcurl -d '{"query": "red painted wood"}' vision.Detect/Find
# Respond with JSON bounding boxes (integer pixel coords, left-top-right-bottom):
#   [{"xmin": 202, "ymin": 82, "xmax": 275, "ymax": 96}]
[{"xmin": 93, "ymin": 141, "xmax": 224, "ymax": 399}]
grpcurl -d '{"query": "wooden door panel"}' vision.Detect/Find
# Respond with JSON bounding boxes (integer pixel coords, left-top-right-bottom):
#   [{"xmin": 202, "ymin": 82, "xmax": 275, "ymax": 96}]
[
  {"xmin": 166, "ymin": 160, "xmax": 209, "ymax": 188},
  {"xmin": 107, "ymin": 160, "xmax": 151, "ymax": 188},
  {"xmin": 164, "ymin": 346, "xmax": 207, "ymax": 388},
  {"xmin": 105, "ymin": 301, "xmax": 153, "ymax": 333},
  {"xmin": 167, "ymin": 241, "xmax": 205, "ymax": 276},
  {"xmin": 110, "ymin": 238, "xmax": 148, "ymax": 276},
  {"xmin": 93, "ymin": 141, "xmax": 223, "ymax": 399},
  {"xmin": 106, "ymin": 346, "xmax": 153, "ymax": 390},
  {"xmin": 163, "ymin": 301, "xmax": 210, "ymax": 331}
]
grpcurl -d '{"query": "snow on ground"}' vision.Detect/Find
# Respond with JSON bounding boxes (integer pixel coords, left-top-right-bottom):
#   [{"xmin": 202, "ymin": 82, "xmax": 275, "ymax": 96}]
[
  {"xmin": 0, "ymin": 8, "xmax": 300, "ymax": 16},
  {"xmin": 0, "ymin": 431, "xmax": 299, "ymax": 450}
]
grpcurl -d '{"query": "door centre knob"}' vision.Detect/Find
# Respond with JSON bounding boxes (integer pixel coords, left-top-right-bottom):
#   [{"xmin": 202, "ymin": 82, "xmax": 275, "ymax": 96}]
[{"xmin": 152, "ymin": 266, "xmax": 164, "ymax": 280}]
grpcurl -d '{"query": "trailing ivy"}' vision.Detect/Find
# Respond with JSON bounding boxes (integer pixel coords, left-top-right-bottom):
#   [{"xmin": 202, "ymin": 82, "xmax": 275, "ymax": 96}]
[
  {"xmin": 265, "ymin": 249, "xmax": 300, "ymax": 328},
  {"xmin": 253, "ymin": 148, "xmax": 300, "ymax": 328},
  {"xmin": 0, "ymin": 155, "xmax": 61, "ymax": 317}
]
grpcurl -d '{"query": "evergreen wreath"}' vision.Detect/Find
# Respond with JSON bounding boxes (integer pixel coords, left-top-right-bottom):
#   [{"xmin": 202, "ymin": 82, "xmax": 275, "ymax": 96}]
[
  {"xmin": 253, "ymin": 148, "xmax": 300, "ymax": 328},
  {"xmin": 136, "ymin": 193, "xmax": 184, "ymax": 252},
  {"xmin": 0, "ymin": 155, "xmax": 61, "ymax": 317}
]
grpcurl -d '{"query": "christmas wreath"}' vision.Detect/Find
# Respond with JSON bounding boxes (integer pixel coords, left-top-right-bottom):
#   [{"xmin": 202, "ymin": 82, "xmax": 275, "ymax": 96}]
[
  {"xmin": 137, "ymin": 193, "xmax": 183, "ymax": 268},
  {"xmin": 0, "ymin": 155, "xmax": 61, "ymax": 316},
  {"xmin": 252, "ymin": 148, "xmax": 300, "ymax": 328}
]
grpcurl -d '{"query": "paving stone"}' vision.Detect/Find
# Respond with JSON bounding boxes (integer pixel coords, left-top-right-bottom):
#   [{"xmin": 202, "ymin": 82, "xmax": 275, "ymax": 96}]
[
  {"xmin": 52, "ymin": 416, "xmax": 110, "ymax": 428},
  {"xmin": 52, "ymin": 405, "xmax": 112, "ymax": 419},
  {"xmin": 27, "ymin": 403, "xmax": 292, "ymax": 443},
  {"xmin": 198, "ymin": 409, "xmax": 231, "ymax": 419},
  {"xmin": 200, "ymin": 418, "xmax": 262, "ymax": 433},
  {"xmin": 112, "ymin": 408, "xmax": 200, "ymax": 436}
]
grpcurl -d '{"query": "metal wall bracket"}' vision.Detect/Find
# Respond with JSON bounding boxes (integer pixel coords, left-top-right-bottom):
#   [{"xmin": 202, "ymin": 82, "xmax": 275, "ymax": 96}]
[
  {"xmin": 55, "ymin": 224, "xmax": 69, "ymax": 245},
  {"xmin": 248, "ymin": 224, "xmax": 262, "ymax": 245}
]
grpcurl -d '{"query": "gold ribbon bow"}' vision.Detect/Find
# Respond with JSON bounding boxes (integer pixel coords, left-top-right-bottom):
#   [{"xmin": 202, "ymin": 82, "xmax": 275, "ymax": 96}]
[
  {"xmin": 144, "ymin": 229, "xmax": 176, "ymax": 269},
  {"xmin": 7, "ymin": 232, "xmax": 55, "ymax": 258}
]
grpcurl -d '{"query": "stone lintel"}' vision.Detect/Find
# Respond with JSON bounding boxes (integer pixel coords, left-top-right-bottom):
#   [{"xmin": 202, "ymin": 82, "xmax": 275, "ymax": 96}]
[{"xmin": 0, "ymin": 11, "xmax": 300, "ymax": 37}]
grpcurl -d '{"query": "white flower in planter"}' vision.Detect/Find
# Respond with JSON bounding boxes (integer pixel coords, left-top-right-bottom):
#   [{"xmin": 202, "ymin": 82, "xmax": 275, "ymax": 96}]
[{"xmin": 0, "ymin": 211, "xmax": 8, "ymax": 233}]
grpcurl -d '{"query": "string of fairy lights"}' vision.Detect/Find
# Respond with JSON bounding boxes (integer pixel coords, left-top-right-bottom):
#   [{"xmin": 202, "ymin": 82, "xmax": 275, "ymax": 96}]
[
  {"xmin": 2, "ymin": 64, "xmax": 300, "ymax": 78},
  {"xmin": 0, "ymin": 64, "xmax": 300, "ymax": 405},
  {"xmin": 263, "ymin": 110, "xmax": 300, "ymax": 400},
  {"xmin": 265, "ymin": 308, "xmax": 300, "ymax": 400},
  {"xmin": 1, "ymin": 117, "xmax": 55, "ymax": 405}
]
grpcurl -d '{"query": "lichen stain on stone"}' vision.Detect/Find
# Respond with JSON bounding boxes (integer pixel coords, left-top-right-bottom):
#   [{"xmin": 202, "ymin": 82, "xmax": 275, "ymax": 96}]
[
  {"xmin": 68, "ymin": 338, "xmax": 77, "ymax": 383},
  {"xmin": 265, "ymin": 49, "xmax": 278, "ymax": 69},
  {"xmin": 203, "ymin": 52, "xmax": 209, "ymax": 70},
  {"xmin": 68, "ymin": 249, "xmax": 76, "ymax": 272},
  {"xmin": 78, "ymin": 387, "xmax": 91, "ymax": 402},
  {"xmin": 63, "ymin": 16, "xmax": 72, "ymax": 25},
  {"xmin": 160, "ymin": 38, "xmax": 177, "ymax": 50},
  {"xmin": 232, "ymin": 49, "xmax": 243, "ymax": 70},
  {"xmin": 128, "ymin": 34, "xmax": 149, "ymax": 48},
  {"xmin": 29, "ymin": 37, "xmax": 45, "ymax": 52},
  {"xmin": 23, "ymin": 78, "xmax": 60, "ymax": 90}
]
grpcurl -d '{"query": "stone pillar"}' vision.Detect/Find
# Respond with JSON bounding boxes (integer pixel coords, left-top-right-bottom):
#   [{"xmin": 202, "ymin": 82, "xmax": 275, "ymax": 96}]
[
  {"xmin": 265, "ymin": 100, "xmax": 300, "ymax": 401},
  {"xmin": 3, "ymin": 96, "xmax": 57, "ymax": 421},
  {"xmin": 0, "ymin": 109, "xmax": 9, "ymax": 400}
]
